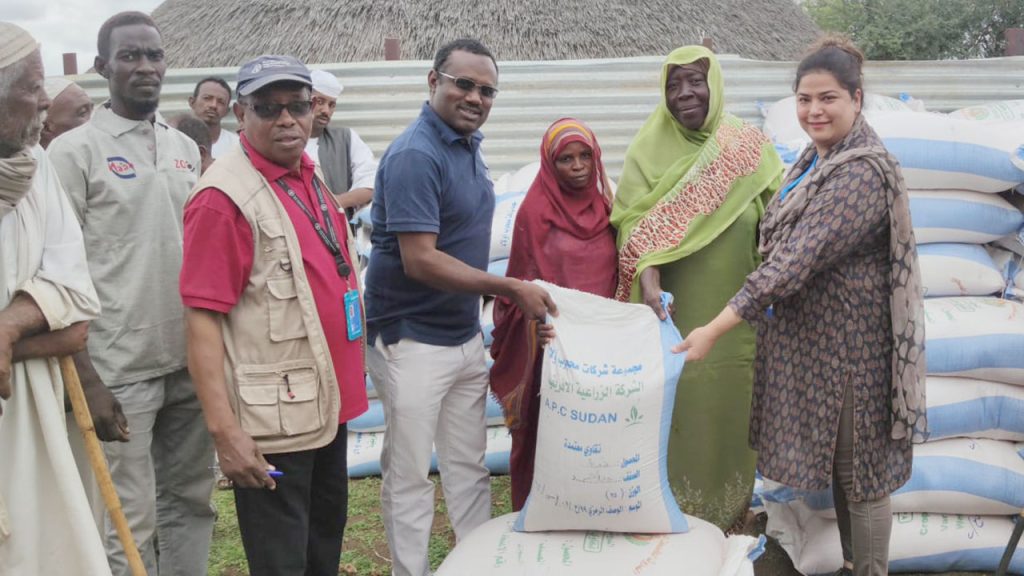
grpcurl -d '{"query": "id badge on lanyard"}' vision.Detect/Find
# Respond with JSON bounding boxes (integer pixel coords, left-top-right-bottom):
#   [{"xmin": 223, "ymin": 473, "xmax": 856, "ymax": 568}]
[{"xmin": 344, "ymin": 289, "xmax": 363, "ymax": 341}]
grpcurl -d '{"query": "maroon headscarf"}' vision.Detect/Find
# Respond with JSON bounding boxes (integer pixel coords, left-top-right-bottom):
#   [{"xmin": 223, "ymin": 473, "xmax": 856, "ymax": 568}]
[{"xmin": 489, "ymin": 118, "xmax": 618, "ymax": 428}]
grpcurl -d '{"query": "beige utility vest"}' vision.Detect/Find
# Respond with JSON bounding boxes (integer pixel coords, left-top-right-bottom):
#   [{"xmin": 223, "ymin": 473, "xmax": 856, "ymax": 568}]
[{"xmin": 188, "ymin": 146, "xmax": 361, "ymax": 454}]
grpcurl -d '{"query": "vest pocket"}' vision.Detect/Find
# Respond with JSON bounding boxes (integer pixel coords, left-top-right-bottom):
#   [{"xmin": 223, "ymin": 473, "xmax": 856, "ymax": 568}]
[
  {"xmin": 266, "ymin": 274, "xmax": 306, "ymax": 341},
  {"xmin": 257, "ymin": 218, "xmax": 288, "ymax": 260},
  {"xmin": 236, "ymin": 384, "xmax": 280, "ymax": 437},
  {"xmin": 279, "ymin": 369, "xmax": 321, "ymax": 436},
  {"xmin": 235, "ymin": 361, "xmax": 324, "ymax": 438}
]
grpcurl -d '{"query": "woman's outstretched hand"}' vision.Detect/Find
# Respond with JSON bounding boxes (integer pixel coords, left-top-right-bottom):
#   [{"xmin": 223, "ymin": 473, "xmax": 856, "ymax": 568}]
[
  {"xmin": 672, "ymin": 305, "xmax": 744, "ymax": 361},
  {"xmin": 673, "ymin": 325, "xmax": 717, "ymax": 361}
]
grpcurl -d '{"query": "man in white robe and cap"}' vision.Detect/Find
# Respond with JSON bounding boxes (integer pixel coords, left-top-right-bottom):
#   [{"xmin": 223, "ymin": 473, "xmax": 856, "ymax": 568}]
[
  {"xmin": 40, "ymin": 77, "xmax": 94, "ymax": 149},
  {"xmin": 37, "ymin": 73, "xmax": 111, "ymax": 533},
  {"xmin": 0, "ymin": 21, "xmax": 111, "ymax": 576}
]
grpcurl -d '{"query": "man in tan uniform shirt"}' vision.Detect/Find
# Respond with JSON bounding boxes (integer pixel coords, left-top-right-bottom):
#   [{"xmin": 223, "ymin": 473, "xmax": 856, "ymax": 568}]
[{"xmin": 48, "ymin": 11, "xmax": 214, "ymax": 576}]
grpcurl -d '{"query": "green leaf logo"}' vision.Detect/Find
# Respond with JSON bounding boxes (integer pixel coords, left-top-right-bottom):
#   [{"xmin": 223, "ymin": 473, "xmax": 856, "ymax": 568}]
[{"xmin": 625, "ymin": 406, "xmax": 643, "ymax": 427}]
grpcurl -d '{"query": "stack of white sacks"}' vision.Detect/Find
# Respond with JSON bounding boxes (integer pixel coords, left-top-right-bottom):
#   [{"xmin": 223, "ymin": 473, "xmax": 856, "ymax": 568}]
[
  {"xmin": 759, "ymin": 97, "xmax": 1024, "ymax": 574},
  {"xmin": 345, "ymin": 164, "xmax": 548, "ymax": 479},
  {"xmin": 480, "ymin": 161, "xmax": 540, "ymax": 346}
]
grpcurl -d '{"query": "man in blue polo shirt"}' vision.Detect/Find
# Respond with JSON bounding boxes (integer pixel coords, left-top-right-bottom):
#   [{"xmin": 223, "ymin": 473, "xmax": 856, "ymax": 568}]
[{"xmin": 365, "ymin": 38, "xmax": 555, "ymax": 576}]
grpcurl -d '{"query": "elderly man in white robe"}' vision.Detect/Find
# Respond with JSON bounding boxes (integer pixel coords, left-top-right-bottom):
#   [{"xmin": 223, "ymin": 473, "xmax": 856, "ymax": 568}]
[{"xmin": 0, "ymin": 22, "xmax": 112, "ymax": 576}]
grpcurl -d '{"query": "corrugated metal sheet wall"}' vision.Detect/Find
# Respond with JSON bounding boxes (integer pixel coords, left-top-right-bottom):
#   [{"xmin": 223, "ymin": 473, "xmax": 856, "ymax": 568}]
[{"xmin": 69, "ymin": 55, "xmax": 1024, "ymax": 178}]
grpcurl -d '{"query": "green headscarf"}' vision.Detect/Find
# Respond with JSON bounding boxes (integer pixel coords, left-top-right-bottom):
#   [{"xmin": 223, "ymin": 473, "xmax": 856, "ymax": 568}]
[{"xmin": 611, "ymin": 45, "xmax": 784, "ymax": 302}]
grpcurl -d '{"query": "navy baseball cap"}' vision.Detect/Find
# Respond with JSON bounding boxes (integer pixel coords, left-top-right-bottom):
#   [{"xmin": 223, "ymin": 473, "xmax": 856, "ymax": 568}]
[{"xmin": 236, "ymin": 55, "xmax": 312, "ymax": 96}]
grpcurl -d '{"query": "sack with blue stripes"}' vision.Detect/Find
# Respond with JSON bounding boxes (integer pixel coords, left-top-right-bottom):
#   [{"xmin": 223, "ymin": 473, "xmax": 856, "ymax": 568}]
[
  {"xmin": 909, "ymin": 191, "xmax": 1024, "ymax": 245},
  {"xmin": 514, "ymin": 280, "xmax": 688, "ymax": 533},
  {"xmin": 761, "ymin": 437, "xmax": 1024, "ymax": 517},
  {"xmin": 927, "ymin": 376, "xmax": 1024, "ymax": 441},
  {"xmin": 489, "ymin": 163, "xmax": 537, "ymax": 262},
  {"xmin": 868, "ymin": 111, "xmax": 1024, "ymax": 193},
  {"xmin": 347, "ymin": 425, "xmax": 512, "ymax": 479},
  {"xmin": 924, "ymin": 296, "xmax": 1024, "ymax": 385},
  {"xmin": 766, "ymin": 504, "xmax": 1024, "ymax": 575},
  {"xmin": 918, "ymin": 243, "xmax": 1005, "ymax": 297}
]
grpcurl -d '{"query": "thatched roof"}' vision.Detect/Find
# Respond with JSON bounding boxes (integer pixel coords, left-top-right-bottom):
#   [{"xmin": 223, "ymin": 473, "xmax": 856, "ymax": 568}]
[{"xmin": 152, "ymin": 0, "xmax": 821, "ymax": 67}]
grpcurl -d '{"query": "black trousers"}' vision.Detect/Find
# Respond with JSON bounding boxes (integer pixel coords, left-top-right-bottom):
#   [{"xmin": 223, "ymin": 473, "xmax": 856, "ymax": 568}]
[{"xmin": 234, "ymin": 425, "xmax": 348, "ymax": 576}]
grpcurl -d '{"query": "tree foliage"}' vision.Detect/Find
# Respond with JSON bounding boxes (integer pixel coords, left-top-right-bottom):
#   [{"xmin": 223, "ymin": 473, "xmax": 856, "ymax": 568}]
[{"xmin": 804, "ymin": 0, "xmax": 1024, "ymax": 60}]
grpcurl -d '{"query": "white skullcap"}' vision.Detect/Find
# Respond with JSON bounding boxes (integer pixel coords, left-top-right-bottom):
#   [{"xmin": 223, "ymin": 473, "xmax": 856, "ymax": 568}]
[
  {"xmin": 311, "ymin": 69, "xmax": 343, "ymax": 99},
  {"xmin": 0, "ymin": 22, "xmax": 39, "ymax": 70},
  {"xmin": 45, "ymin": 77, "xmax": 75, "ymax": 100}
]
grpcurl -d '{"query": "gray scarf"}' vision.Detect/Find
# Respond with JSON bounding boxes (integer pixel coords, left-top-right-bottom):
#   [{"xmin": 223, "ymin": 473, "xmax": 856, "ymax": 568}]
[{"xmin": 0, "ymin": 148, "xmax": 36, "ymax": 219}]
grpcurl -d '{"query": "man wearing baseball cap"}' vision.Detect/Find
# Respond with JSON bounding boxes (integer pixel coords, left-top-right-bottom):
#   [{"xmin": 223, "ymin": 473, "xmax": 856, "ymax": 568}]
[
  {"xmin": 306, "ymin": 70, "xmax": 377, "ymax": 214},
  {"xmin": 180, "ymin": 54, "xmax": 367, "ymax": 575}
]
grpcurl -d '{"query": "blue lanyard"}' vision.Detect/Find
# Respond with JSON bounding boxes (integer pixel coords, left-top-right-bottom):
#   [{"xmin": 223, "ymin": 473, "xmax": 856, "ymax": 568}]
[{"xmin": 779, "ymin": 153, "xmax": 818, "ymax": 203}]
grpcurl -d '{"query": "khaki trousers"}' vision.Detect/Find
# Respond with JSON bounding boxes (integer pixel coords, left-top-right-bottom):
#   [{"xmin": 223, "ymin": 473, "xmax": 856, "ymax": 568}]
[
  {"xmin": 367, "ymin": 336, "xmax": 492, "ymax": 576},
  {"xmin": 832, "ymin": 383, "xmax": 892, "ymax": 576},
  {"xmin": 102, "ymin": 369, "xmax": 216, "ymax": 576}
]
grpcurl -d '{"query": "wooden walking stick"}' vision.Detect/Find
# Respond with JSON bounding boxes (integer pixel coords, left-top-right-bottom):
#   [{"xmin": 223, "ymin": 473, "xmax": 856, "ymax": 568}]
[{"xmin": 60, "ymin": 356, "xmax": 147, "ymax": 576}]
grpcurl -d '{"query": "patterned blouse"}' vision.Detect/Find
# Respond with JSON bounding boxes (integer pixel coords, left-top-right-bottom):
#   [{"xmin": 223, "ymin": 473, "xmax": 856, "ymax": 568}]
[{"xmin": 729, "ymin": 121, "xmax": 912, "ymax": 501}]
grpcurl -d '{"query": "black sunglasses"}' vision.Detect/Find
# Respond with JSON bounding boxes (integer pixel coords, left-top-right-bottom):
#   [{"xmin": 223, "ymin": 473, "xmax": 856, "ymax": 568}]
[
  {"xmin": 245, "ymin": 100, "xmax": 313, "ymax": 120},
  {"xmin": 436, "ymin": 71, "xmax": 499, "ymax": 99}
]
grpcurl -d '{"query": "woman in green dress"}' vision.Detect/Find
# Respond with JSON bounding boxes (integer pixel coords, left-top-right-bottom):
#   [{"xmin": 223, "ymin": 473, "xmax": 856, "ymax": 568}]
[{"xmin": 610, "ymin": 45, "xmax": 784, "ymax": 530}]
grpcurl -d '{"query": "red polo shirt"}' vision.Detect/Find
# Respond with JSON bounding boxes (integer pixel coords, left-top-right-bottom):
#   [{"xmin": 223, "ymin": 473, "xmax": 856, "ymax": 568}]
[{"xmin": 180, "ymin": 134, "xmax": 367, "ymax": 423}]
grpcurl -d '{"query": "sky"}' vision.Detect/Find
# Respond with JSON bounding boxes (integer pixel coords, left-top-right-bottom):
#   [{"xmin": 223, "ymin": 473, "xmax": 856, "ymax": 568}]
[{"xmin": 4, "ymin": 0, "xmax": 164, "ymax": 77}]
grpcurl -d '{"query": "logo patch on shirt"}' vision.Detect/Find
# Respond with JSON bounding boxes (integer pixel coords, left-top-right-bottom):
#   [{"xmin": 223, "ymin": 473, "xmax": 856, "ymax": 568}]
[
  {"xmin": 106, "ymin": 156, "xmax": 137, "ymax": 179},
  {"xmin": 174, "ymin": 159, "xmax": 194, "ymax": 171}
]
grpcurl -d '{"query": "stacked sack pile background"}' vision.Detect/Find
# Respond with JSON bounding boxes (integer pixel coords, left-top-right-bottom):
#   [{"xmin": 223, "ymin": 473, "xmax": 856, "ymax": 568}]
[{"xmin": 758, "ymin": 96, "xmax": 1024, "ymax": 574}]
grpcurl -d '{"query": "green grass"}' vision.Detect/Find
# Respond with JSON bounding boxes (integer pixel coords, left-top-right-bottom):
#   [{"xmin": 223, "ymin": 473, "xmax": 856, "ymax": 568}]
[
  {"xmin": 207, "ymin": 488, "xmax": 247, "ymax": 576},
  {"xmin": 208, "ymin": 476, "xmax": 512, "ymax": 576},
  {"xmin": 207, "ymin": 475, "xmax": 987, "ymax": 576}
]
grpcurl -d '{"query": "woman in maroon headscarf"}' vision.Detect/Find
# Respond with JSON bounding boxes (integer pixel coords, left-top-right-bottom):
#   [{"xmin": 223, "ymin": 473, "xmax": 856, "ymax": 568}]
[{"xmin": 489, "ymin": 118, "xmax": 618, "ymax": 510}]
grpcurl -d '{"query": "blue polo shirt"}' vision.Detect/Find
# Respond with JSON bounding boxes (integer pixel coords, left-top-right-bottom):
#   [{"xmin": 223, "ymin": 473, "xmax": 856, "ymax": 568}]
[{"xmin": 365, "ymin": 102, "xmax": 495, "ymax": 347}]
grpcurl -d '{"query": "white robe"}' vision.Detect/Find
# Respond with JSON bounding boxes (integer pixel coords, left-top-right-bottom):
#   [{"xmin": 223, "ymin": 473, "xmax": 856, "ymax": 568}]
[{"xmin": 0, "ymin": 146, "xmax": 109, "ymax": 575}]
